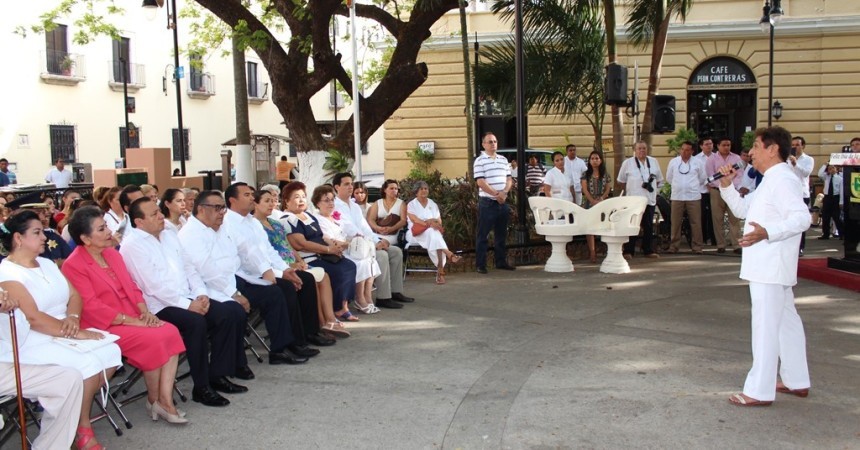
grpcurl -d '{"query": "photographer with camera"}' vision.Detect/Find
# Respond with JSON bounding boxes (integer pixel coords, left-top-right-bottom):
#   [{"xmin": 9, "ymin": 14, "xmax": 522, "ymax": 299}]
[{"xmin": 618, "ymin": 141, "xmax": 664, "ymax": 259}]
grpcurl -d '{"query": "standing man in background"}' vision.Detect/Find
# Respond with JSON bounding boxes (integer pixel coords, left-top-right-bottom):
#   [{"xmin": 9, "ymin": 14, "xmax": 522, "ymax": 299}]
[
  {"xmin": 0, "ymin": 159, "xmax": 16, "ymax": 185},
  {"xmin": 45, "ymin": 158, "xmax": 73, "ymax": 189},
  {"xmin": 563, "ymin": 144, "xmax": 588, "ymax": 205},
  {"xmin": 665, "ymin": 141, "xmax": 706, "ymax": 254},
  {"xmin": 695, "ymin": 138, "xmax": 716, "ymax": 246},
  {"xmin": 705, "ymin": 138, "xmax": 743, "ymax": 254},
  {"xmin": 474, "ymin": 132, "xmax": 516, "ymax": 273},
  {"xmin": 789, "ymin": 136, "xmax": 814, "ymax": 256},
  {"xmin": 276, "ymin": 156, "xmax": 295, "ymax": 189},
  {"xmin": 617, "ymin": 141, "xmax": 664, "ymax": 259}
]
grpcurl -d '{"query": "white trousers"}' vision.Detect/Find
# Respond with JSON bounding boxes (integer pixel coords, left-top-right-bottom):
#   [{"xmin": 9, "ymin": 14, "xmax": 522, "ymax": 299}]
[
  {"xmin": 573, "ymin": 191, "xmax": 583, "ymax": 206},
  {"xmin": 743, "ymin": 282, "xmax": 810, "ymax": 401},
  {"xmin": 0, "ymin": 363, "xmax": 83, "ymax": 450}
]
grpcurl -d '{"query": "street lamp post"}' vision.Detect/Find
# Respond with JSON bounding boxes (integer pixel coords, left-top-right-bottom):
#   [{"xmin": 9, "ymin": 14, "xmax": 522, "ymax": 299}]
[
  {"xmin": 143, "ymin": 0, "xmax": 186, "ymax": 176},
  {"xmin": 760, "ymin": 0, "xmax": 783, "ymax": 127}
]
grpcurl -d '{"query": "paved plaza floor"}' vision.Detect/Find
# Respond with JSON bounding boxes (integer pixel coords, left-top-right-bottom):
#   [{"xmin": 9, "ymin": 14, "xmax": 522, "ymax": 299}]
[{"xmin": 93, "ymin": 235, "xmax": 859, "ymax": 449}]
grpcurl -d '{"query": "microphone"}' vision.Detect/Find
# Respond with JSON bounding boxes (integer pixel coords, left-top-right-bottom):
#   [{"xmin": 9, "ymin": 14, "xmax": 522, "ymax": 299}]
[{"xmin": 706, "ymin": 162, "xmax": 742, "ymax": 184}]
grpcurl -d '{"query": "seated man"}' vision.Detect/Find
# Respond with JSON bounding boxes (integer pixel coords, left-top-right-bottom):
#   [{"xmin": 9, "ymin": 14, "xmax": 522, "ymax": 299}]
[
  {"xmin": 0, "ymin": 296, "xmax": 84, "ymax": 450},
  {"xmin": 121, "ymin": 197, "xmax": 244, "ymax": 407},
  {"xmin": 178, "ymin": 190, "xmax": 308, "ymax": 366},
  {"xmin": 225, "ymin": 183, "xmax": 332, "ymax": 351},
  {"xmin": 332, "ymin": 172, "xmax": 415, "ymax": 308}
]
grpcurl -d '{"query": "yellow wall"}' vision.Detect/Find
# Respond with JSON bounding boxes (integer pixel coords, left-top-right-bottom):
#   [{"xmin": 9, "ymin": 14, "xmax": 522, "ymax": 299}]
[{"xmin": 384, "ymin": 1, "xmax": 860, "ymax": 179}]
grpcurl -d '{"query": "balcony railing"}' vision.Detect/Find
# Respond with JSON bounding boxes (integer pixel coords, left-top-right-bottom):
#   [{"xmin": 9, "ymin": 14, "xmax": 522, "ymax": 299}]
[
  {"xmin": 187, "ymin": 72, "xmax": 215, "ymax": 98},
  {"xmin": 40, "ymin": 50, "xmax": 86, "ymax": 85},
  {"xmin": 108, "ymin": 60, "xmax": 146, "ymax": 91},
  {"xmin": 248, "ymin": 82, "xmax": 269, "ymax": 104}
]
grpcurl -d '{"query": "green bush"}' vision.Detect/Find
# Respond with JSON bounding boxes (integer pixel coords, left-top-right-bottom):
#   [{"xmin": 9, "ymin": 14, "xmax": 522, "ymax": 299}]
[{"xmin": 666, "ymin": 127, "xmax": 698, "ymax": 156}]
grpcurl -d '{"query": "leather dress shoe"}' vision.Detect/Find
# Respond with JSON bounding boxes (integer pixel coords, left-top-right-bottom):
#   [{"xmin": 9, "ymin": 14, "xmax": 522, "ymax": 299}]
[
  {"xmin": 497, "ymin": 264, "xmax": 516, "ymax": 270},
  {"xmin": 192, "ymin": 386, "xmax": 230, "ymax": 407},
  {"xmin": 476, "ymin": 267, "xmax": 488, "ymax": 274},
  {"xmin": 210, "ymin": 376, "xmax": 248, "ymax": 394},
  {"xmin": 269, "ymin": 349, "xmax": 309, "ymax": 365},
  {"xmin": 375, "ymin": 297, "xmax": 404, "ymax": 309},
  {"xmin": 287, "ymin": 344, "xmax": 320, "ymax": 358},
  {"xmin": 306, "ymin": 333, "xmax": 336, "ymax": 347},
  {"xmin": 392, "ymin": 292, "xmax": 414, "ymax": 303},
  {"xmin": 234, "ymin": 365, "xmax": 255, "ymax": 380}
]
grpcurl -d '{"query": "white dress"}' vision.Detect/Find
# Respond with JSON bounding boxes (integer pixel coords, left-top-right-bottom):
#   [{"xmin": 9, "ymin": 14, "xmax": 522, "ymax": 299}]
[
  {"xmin": 0, "ymin": 258, "xmax": 122, "ymax": 378},
  {"xmin": 406, "ymin": 198, "xmax": 449, "ymax": 267},
  {"xmin": 317, "ymin": 214, "xmax": 381, "ymax": 283},
  {"xmin": 542, "ymin": 167, "xmax": 574, "ymax": 202},
  {"xmin": 374, "ymin": 198, "xmax": 404, "ymax": 245}
]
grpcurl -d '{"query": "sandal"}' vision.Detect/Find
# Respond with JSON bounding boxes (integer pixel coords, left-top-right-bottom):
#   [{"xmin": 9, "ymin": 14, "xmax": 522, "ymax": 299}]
[
  {"xmin": 322, "ymin": 322, "xmax": 350, "ymax": 338},
  {"xmin": 728, "ymin": 393, "xmax": 772, "ymax": 407},
  {"xmin": 435, "ymin": 272, "xmax": 446, "ymax": 285},
  {"xmin": 450, "ymin": 254, "xmax": 463, "ymax": 264},
  {"xmin": 336, "ymin": 310, "xmax": 359, "ymax": 322},
  {"xmin": 75, "ymin": 426, "xmax": 105, "ymax": 450},
  {"xmin": 356, "ymin": 303, "xmax": 381, "ymax": 314},
  {"xmin": 776, "ymin": 382, "xmax": 809, "ymax": 398}
]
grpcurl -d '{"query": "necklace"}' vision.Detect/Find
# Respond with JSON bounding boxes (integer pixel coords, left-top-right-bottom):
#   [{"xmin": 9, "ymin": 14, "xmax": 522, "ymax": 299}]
[
  {"xmin": 7, "ymin": 257, "xmax": 50, "ymax": 283},
  {"xmin": 383, "ymin": 197, "xmax": 397, "ymax": 212}
]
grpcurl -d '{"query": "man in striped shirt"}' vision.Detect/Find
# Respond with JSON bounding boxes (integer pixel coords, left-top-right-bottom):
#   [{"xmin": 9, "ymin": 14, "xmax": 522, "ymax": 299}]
[{"xmin": 474, "ymin": 132, "xmax": 516, "ymax": 273}]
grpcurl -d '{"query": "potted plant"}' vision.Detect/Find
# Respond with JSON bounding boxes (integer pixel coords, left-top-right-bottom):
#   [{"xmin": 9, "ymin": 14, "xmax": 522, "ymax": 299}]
[{"xmin": 60, "ymin": 55, "xmax": 75, "ymax": 76}]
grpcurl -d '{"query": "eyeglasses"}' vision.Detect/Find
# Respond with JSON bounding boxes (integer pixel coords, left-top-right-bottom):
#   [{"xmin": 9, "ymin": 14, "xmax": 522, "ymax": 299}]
[
  {"xmin": 484, "ymin": 140, "xmax": 497, "ymax": 144},
  {"xmin": 200, "ymin": 204, "xmax": 227, "ymax": 212},
  {"xmin": 318, "ymin": 198, "xmax": 335, "ymax": 204}
]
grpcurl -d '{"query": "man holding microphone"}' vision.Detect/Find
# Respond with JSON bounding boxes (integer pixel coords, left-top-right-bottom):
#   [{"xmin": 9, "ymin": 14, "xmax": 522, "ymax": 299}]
[{"xmin": 715, "ymin": 126, "xmax": 811, "ymax": 407}]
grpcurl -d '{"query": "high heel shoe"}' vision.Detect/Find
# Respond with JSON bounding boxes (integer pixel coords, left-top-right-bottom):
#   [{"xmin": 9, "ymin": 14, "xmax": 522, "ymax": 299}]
[
  {"xmin": 151, "ymin": 400, "xmax": 189, "ymax": 424},
  {"xmin": 147, "ymin": 400, "xmax": 186, "ymax": 417},
  {"xmin": 75, "ymin": 426, "xmax": 104, "ymax": 450}
]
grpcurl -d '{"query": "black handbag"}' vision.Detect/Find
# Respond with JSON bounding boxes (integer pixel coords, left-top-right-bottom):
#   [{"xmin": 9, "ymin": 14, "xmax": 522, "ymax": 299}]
[{"xmin": 318, "ymin": 253, "xmax": 342, "ymax": 263}]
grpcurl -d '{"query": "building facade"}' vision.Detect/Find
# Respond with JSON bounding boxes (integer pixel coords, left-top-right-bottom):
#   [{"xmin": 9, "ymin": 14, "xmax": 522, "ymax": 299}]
[
  {"xmin": 384, "ymin": 0, "xmax": 860, "ymax": 179},
  {"xmin": 0, "ymin": 3, "xmax": 384, "ymax": 185}
]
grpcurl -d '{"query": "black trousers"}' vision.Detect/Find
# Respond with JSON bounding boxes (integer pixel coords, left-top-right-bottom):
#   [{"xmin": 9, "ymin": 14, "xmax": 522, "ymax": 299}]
[
  {"xmin": 156, "ymin": 300, "xmax": 247, "ymax": 389},
  {"xmin": 700, "ymin": 194, "xmax": 716, "ymax": 245},
  {"xmin": 624, "ymin": 204, "xmax": 656, "ymax": 256},
  {"xmin": 272, "ymin": 270, "xmax": 321, "ymax": 345},
  {"xmin": 821, "ymin": 195, "xmax": 844, "ymax": 238},
  {"xmin": 236, "ymin": 277, "xmax": 294, "ymax": 353},
  {"xmin": 476, "ymin": 197, "xmax": 509, "ymax": 269}
]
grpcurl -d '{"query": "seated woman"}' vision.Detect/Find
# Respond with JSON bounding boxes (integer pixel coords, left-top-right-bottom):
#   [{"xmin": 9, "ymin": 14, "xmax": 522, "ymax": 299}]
[
  {"xmin": 0, "ymin": 210, "xmax": 122, "ymax": 450},
  {"xmin": 282, "ymin": 183, "xmax": 359, "ymax": 327},
  {"xmin": 253, "ymin": 189, "xmax": 349, "ymax": 338},
  {"xmin": 60, "ymin": 206, "xmax": 188, "ymax": 425},
  {"xmin": 312, "ymin": 185, "xmax": 381, "ymax": 317},
  {"xmin": 159, "ymin": 188, "xmax": 187, "ymax": 233},
  {"xmin": 406, "ymin": 181, "xmax": 462, "ymax": 285},
  {"xmin": 367, "ymin": 179, "xmax": 407, "ymax": 246},
  {"xmin": 99, "ymin": 186, "xmax": 126, "ymax": 234},
  {"xmin": 352, "ymin": 182, "xmax": 371, "ymax": 216}
]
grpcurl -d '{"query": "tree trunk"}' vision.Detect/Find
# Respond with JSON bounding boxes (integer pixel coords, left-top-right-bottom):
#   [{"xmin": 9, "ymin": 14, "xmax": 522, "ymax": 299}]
[
  {"xmin": 232, "ymin": 35, "xmax": 254, "ymax": 185},
  {"xmin": 603, "ymin": 0, "xmax": 625, "ymax": 190},
  {"xmin": 639, "ymin": 14, "xmax": 671, "ymax": 148},
  {"xmin": 458, "ymin": 0, "xmax": 475, "ymax": 177},
  {"xmin": 296, "ymin": 150, "xmax": 330, "ymax": 195}
]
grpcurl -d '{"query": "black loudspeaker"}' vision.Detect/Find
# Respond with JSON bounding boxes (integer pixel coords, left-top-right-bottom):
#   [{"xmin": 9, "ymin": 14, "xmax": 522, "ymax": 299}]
[
  {"xmin": 604, "ymin": 63, "xmax": 628, "ymax": 105},
  {"xmin": 652, "ymin": 94, "xmax": 676, "ymax": 133}
]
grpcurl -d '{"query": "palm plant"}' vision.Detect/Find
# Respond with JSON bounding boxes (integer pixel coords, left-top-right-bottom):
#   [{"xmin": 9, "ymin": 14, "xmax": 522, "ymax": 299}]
[{"xmin": 478, "ymin": 0, "xmax": 606, "ymax": 146}]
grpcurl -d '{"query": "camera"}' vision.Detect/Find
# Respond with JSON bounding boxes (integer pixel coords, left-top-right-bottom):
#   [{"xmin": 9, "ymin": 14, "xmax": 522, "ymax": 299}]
[{"xmin": 641, "ymin": 174, "xmax": 656, "ymax": 193}]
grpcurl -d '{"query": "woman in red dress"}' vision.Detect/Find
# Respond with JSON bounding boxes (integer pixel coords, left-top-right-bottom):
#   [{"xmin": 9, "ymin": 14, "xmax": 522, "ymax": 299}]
[{"xmin": 62, "ymin": 205, "xmax": 188, "ymax": 424}]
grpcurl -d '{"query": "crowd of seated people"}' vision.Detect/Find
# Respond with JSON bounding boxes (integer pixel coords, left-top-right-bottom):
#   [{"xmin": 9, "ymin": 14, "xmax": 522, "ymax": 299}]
[{"xmin": 0, "ymin": 174, "xmax": 438, "ymax": 447}]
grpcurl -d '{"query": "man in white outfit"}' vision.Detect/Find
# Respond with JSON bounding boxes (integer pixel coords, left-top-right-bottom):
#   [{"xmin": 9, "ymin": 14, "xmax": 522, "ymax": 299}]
[
  {"xmin": 716, "ymin": 126, "xmax": 811, "ymax": 406},
  {"xmin": 563, "ymin": 144, "xmax": 588, "ymax": 205},
  {"xmin": 789, "ymin": 136, "xmax": 814, "ymax": 255}
]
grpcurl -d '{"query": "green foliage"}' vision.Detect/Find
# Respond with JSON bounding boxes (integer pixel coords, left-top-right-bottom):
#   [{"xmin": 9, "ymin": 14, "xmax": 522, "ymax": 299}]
[
  {"xmin": 405, "ymin": 147, "xmax": 436, "ymax": 181},
  {"xmin": 741, "ymin": 130, "xmax": 756, "ymax": 151},
  {"xmin": 666, "ymin": 127, "xmax": 698, "ymax": 155},
  {"xmin": 626, "ymin": 0, "xmax": 694, "ymax": 50},
  {"xmin": 20, "ymin": 0, "xmax": 123, "ymax": 44},
  {"xmin": 323, "ymin": 148, "xmax": 352, "ymax": 177}
]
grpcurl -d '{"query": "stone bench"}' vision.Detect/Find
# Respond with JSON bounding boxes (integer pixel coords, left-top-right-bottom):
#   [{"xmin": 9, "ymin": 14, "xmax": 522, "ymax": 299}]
[{"xmin": 528, "ymin": 196, "xmax": 648, "ymax": 274}]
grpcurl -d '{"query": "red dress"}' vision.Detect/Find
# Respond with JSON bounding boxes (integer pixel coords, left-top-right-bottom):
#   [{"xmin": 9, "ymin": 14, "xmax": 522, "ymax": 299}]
[{"xmin": 62, "ymin": 247, "xmax": 185, "ymax": 371}]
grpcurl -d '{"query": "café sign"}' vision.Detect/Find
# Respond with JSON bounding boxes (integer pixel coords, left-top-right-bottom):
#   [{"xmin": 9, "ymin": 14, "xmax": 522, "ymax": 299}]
[{"xmin": 688, "ymin": 57, "xmax": 757, "ymax": 91}]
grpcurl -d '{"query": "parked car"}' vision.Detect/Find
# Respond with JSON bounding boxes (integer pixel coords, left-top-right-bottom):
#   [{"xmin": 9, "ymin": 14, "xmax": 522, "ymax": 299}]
[{"xmin": 496, "ymin": 148, "xmax": 555, "ymax": 168}]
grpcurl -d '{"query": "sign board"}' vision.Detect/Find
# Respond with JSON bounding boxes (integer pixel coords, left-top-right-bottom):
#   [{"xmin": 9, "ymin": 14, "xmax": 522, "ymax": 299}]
[
  {"xmin": 417, "ymin": 141, "xmax": 435, "ymax": 154},
  {"xmin": 688, "ymin": 57, "xmax": 757, "ymax": 91},
  {"xmin": 829, "ymin": 153, "xmax": 860, "ymax": 166}
]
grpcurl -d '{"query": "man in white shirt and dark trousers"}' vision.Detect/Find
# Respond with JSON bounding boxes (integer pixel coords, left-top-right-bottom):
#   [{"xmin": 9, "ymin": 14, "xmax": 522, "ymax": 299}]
[
  {"xmin": 817, "ymin": 163, "xmax": 843, "ymax": 240},
  {"xmin": 790, "ymin": 136, "xmax": 814, "ymax": 255},
  {"xmin": 225, "ymin": 183, "xmax": 332, "ymax": 349},
  {"xmin": 665, "ymin": 141, "xmax": 706, "ymax": 254},
  {"xmin": 474, "ymin": 133, "xmax": 516, "ymax": 273},
  {"xmin": 179, "ymin": 190, "xmax": 309, "ymax": 366},
  {"xmin": 563, "ymin": 144, "xmax": 588, "ymax": 205},
  {"xmin": 695, "ymin": 137, "xmax": 717, "ymax": 245},
  {"xmin": 617, "ymin": 141, "xmax": 664, "ymax": 258},
  {"xmin": 121, "ymin": 197, "xmax": 237, "ymax": 407},
  {"xmin": 332, "ymin": 173, "xmax": 414, "ymax": 308},
  {"xmin": 717, "ymin": 126, "xmax": 811, "ymax": 407}
]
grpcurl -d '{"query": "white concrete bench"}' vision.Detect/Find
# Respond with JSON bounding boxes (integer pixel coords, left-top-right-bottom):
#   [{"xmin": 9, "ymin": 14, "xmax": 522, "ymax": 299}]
[{"xmin": 529, "ymin": 196, "xmax": 648, "ymax": 274}]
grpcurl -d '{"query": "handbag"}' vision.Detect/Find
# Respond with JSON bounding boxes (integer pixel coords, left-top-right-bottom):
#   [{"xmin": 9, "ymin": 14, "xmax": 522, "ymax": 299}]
[
  {"xmin": 347, "ymin": 237, "xmax": 375, "ymax": 260},
  {"xmin": 376, "ymin": 214, "xmax": 401, "ymax": 228},
  {"xmin": 318, "ymin": 253, "xmax": 342, "ymax": 263},
  {"xmin": 411, "ymin": 223, "xmax": 429, "ymax": 236}
]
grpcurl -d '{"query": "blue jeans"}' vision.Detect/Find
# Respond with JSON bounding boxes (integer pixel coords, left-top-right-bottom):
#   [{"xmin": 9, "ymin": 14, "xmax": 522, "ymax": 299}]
[{"xmin": 476, "ymin": 197, "xmax": 509, "ymax": 268}]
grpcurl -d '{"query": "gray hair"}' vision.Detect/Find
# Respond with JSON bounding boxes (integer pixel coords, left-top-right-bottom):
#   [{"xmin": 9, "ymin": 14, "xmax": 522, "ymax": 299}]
[
  {"xmin": 260, "ymin": 184, "xmax": 281, "ymax": 196},
  {"xmin": 414, "ymin": 180, "xmax": 429, "ymax": 194}
]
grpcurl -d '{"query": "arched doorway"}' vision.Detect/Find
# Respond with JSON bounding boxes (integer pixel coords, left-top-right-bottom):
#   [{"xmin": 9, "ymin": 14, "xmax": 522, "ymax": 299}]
[{"xmin": 687, "ymin": 57, "xmax": 757, "ymax": 151}]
